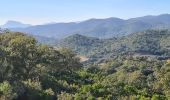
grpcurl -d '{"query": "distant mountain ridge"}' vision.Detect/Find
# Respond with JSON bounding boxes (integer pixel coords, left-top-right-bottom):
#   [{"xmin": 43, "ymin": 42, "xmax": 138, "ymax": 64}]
[
  {"xmin": 8, "ymin": 14, "xmax": 170, "ymax": 39},
  {"xmin": 1, "ymin": 21, "xmax": 31, "ymax": 28}
]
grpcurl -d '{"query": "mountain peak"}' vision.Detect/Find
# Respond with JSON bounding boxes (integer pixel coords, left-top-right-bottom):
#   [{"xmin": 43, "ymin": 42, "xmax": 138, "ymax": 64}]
[
  {"xmin": 1, "ymin": 20, "xmax": 31, "ymax": 28},
  {"xmin": 158, "ymin": 13, "xmax": 170, "ymax": 16}
]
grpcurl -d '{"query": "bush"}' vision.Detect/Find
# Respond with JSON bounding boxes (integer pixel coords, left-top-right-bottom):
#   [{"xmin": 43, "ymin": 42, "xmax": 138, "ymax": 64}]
[
  {"xmin": 57, "ymin": 92, "xmax": 74, "ymax": 100},
  {"xmin": 0, "ymin": 81, "xmax": 17, "ymax": 100}
]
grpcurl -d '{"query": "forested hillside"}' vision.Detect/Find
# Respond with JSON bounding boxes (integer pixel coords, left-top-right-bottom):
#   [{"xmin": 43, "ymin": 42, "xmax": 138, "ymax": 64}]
[
  {"xmin": 0, "ymin": 30, "xmax": 170, "ymax": 100},
  {"xmin": 55, "ymin": 34, "xmax": 114, "ymax": 56},
  {"xmin": 57, "ymin": 30, "xmax": 170, "ymax": 62},
  {"xmin": 0, "ymin": 31, "xmax": 82, "ymax": 100}
]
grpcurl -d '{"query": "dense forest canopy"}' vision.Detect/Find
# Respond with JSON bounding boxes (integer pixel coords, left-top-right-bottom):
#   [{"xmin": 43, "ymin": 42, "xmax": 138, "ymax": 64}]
[
  {"xmin": 0, "ymin": 30, "xmax": 170, "ymax": 100},
  {"xmin": 57, "ymin": 30, "xmax": 170, "ymax": 62}
]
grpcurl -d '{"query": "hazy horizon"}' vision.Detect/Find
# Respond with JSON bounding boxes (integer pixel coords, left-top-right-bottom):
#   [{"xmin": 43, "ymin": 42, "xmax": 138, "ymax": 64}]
[
  {"xmin": 1, "ymin": 13, "xmax": 170, "ymax": 26},
  {"xmin": 1, "ymin": 0, "xmax": 170, "ymax": 25}
]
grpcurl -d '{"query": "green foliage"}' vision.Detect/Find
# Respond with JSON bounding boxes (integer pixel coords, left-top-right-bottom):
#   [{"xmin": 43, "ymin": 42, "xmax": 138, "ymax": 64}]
[
  {"xmin": 0, "ymin": 32, "xmax": 82, "ymax": 100},
  {"xmin": 57, "ymin": 92, "xmax": 74, "ymax": 100},
  {"xmin": 0, "ymin": 30, "xmax": 170, "ymax": 100},
  {"xmin": 57, "ymin": 30, "xmax": 170, "ymax": 63},
  {"xmin": 151, "ymin": 94, "xmax": 167, "ymax": 100},
  {"xmin": 0, "ymin": 81, "xmax": 17, "ymax": 100},
  {"xmin": 22, "ymin": 79, "xmax": 42, "ymax": 100}
]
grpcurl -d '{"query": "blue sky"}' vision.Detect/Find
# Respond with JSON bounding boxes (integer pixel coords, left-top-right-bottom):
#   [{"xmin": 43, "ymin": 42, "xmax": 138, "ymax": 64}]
[{"xmin": 0, "ymin": 0, "xmax": 170, "ymax": 25}]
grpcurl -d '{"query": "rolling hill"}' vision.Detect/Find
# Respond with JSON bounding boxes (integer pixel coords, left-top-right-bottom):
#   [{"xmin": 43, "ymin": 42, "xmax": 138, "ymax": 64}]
[{"xmin": 56, "ymin": 30, "xmax": 170, "ymax": 61}]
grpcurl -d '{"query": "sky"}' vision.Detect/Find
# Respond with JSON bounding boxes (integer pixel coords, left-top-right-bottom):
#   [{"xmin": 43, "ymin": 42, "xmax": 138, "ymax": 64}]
[{"xmin": 0, "ymin": 0, "xmax": 170, "ymax": 25}]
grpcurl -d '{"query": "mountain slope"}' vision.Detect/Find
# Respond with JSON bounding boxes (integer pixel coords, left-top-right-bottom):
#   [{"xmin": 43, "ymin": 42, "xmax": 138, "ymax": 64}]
[
  {"xmin": 56, "ymin": 30, "xmax": 170, "ymax": 60},
  {"xmin": 55, "ymin": 34, "xmax": 108, "ymax": 56},
  {"xmin": 11, "ymin": 14, "xmax": 170, "ymax": 39}
]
